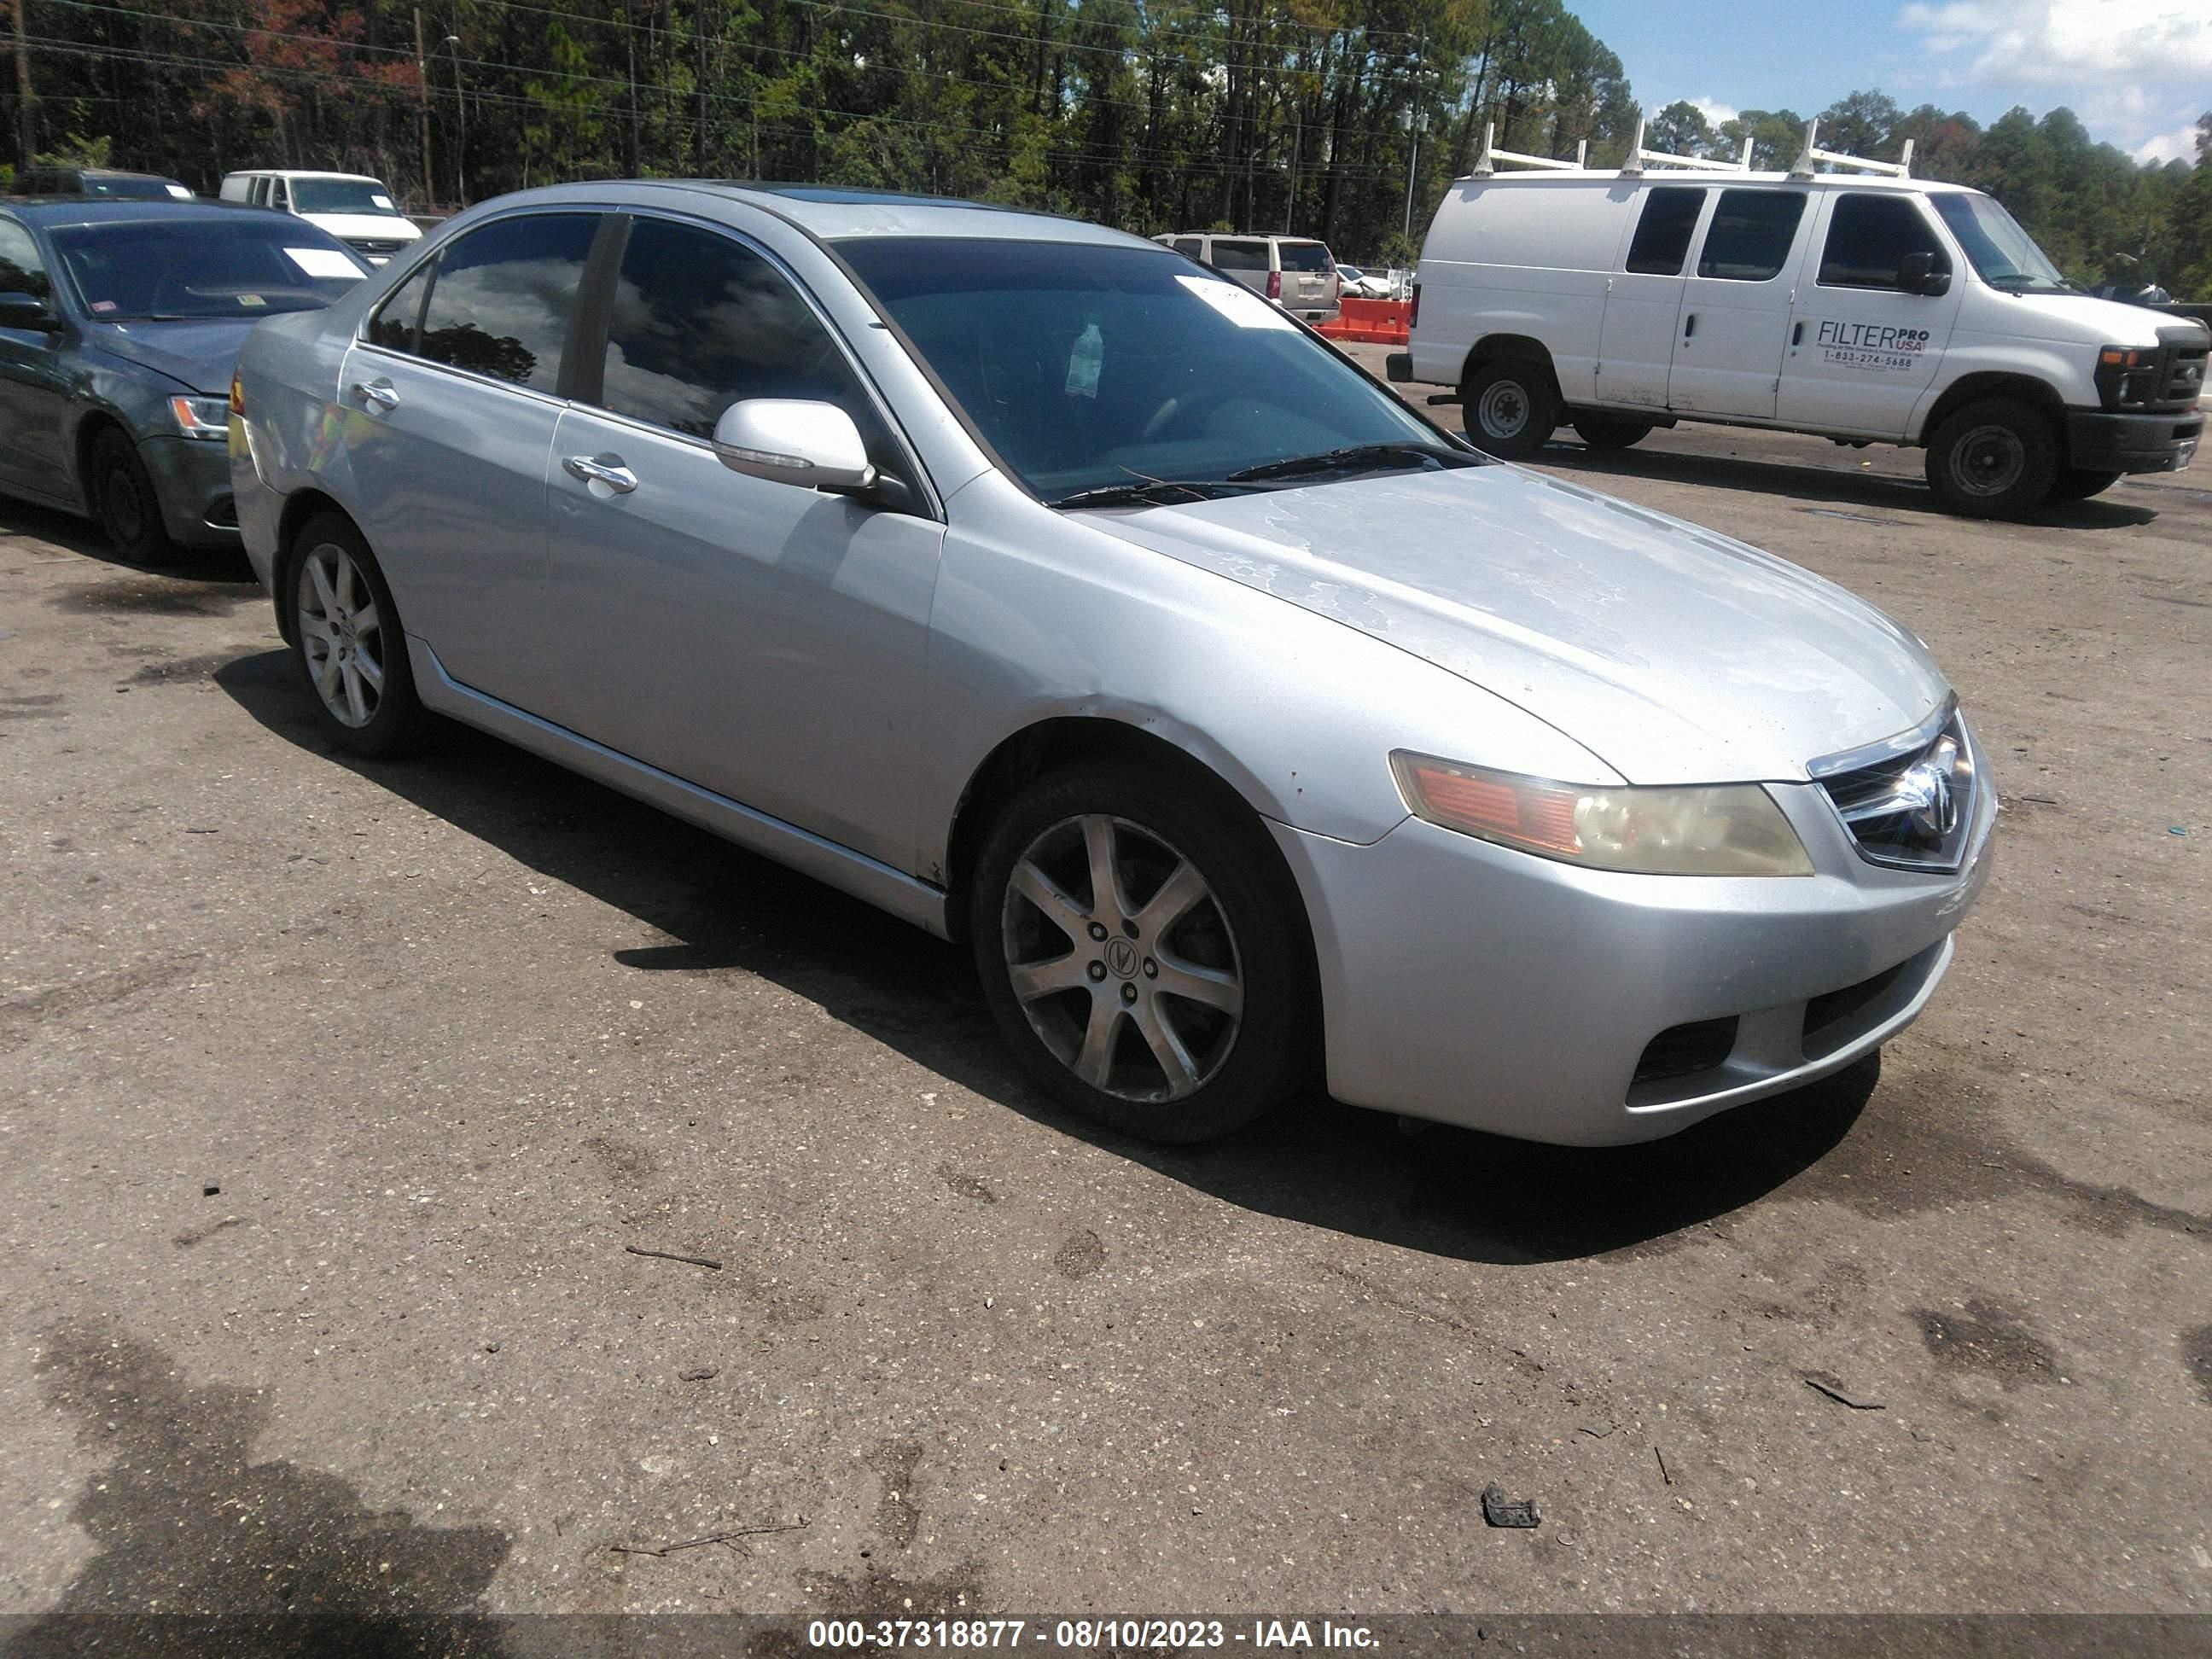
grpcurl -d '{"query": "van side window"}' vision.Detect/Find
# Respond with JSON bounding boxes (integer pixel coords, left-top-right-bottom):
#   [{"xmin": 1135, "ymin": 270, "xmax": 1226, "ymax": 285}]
[
  {"xmin": 1819, "ymin": 194, "xmax": 1947, "ymax": 290},
  {"xmin": 365, "ymin": 263, "xmax": 432, "ymax": 354},
  {"xmin": 416, "ymin": 212, "xmax": 598, "ymax": 392},
  {"xmin": 1624, "ymin": 188, "xmax": 1705, "ymax": 276},
  {"xmin": 1697, "ymin": 190, "xmax": 1807, "ymax": 282},
  {"xmin": 1173, "ymin": 237, "xmax": 1203, "ymax": 259},
  {"xmin": 1209, "ymin": 240, "xmax": 1267, "ymax": 272}
]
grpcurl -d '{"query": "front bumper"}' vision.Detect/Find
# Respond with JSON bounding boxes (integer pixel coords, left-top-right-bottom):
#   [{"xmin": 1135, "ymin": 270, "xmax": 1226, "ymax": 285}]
[
  {"xmin": 138, "ymin": 434, "xmax": 240, "ymax": 548},
  {"xmin": 1272, "ymin": 744, "xmax": 1996, "ymax": 1146},
  {"xmin": 2064, "ymin": 407, "xmax": 2201, "ymax": 475}
]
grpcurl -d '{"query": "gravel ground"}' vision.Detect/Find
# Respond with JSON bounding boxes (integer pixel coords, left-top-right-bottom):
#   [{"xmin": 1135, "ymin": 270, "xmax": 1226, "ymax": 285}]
[{"xmin": 1, "ymin": 371, "xmax": 2207, "ymax": 1633}]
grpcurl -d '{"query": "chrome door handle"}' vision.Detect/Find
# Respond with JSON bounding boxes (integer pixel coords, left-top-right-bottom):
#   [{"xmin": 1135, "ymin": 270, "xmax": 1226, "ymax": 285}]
[
  {"xmin": 562, "ymin": 453, "xmax": 638, "ymax": 494},
  {"xmin": 350, "ymin": 379, "xmax": 399, "ymax": 410}
]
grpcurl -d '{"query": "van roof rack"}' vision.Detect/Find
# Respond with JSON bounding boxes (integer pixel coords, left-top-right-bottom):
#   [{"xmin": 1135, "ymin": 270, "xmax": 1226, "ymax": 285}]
[{"xmin": 1465, "ymin": 110, "xmax": 1914, "ymax": 183}]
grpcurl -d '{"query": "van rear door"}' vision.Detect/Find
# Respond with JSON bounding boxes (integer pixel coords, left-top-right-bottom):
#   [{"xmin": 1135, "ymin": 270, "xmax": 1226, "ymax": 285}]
[
  {"xmin": 1668, "ymin": 187, "xmax": 1810, "ymax": 420},
  {"xmin": 1777, "ymin": 191, "xmax": 1960, "ymax": 439}
]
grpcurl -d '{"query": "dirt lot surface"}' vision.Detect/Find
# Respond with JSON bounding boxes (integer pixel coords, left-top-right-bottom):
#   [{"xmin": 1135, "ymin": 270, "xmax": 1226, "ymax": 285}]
[{"xmin": 2, "ymin": 365, "xmax": 2208, "ymax": 1635}]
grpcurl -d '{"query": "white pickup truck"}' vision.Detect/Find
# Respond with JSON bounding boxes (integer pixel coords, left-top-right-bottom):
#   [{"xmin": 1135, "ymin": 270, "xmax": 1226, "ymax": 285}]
[{"xmin": 1391, "ymin": 138, "xmax": 2205, "ymax": 517}]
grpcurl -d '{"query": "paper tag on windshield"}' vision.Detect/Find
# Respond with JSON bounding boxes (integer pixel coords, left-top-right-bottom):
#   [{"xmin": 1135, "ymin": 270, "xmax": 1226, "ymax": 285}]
[
  {"xmin": 286, "ymin": 247, "xmax": 363, "ymax": 279},
  {"xmin": 238, "ymin": 294, "xmax": 267, "ymax": 307},
  {"xmin": 165, "ymin": 183, "xmax": 192, "ymax": 199},
  {"xmin": 1175, "ymin": 274, "xmax": 1297, "ymax": 332},
  {"xmin": 371, "ymin": 195, "xmax": 396, "ymax": 212}
]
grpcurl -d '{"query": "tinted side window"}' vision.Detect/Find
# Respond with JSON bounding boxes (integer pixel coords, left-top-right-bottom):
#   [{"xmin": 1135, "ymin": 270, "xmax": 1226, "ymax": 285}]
[
  {"xmin": 366, "ymin": 263, "xmax": 432, "ymax": 353},
  {"xmin": 1277, "ymin": 241, "xmax": 1332, "ymax": 272},
  {"xmin": 599, "ymin": 217, "xmax": 872, "ymax": 441},
  {"xmin": 1819, "ymin": 194, "xmax": 1946, "ymax": 290},
  {"xmin": 0, "ymin": 220, "xmax": 50, "ymax": 299},
  {"xmin": 418, "ymin": 213, "xmax": 597, "ymax": 392},
  {"xmin": 1697, "ymin": 190, "xmax": 1807, "ymax": 282},
  {"xmin": 1210, "ymin": 240, "xmax": 1267, "ymax": 272},
  {"xmin": 1625, "ymin": 187, "xmax": 1705, "ymax": 276},
  {"xmin": 1172, "ymin": 237, "xmax": 1202, "ymax": 258}
]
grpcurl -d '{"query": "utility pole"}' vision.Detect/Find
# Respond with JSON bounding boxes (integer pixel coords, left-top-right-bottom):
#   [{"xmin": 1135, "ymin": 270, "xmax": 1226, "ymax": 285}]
[
  {"xmin": 9, "ymin": 0, "xmax": 35, "ymax": 175},
  {"xmin": 1401, "ymin": 32, "xmax": 1425, "ymax": 241},
  {"xmin": 414, "ymin": 9, "xmax": 436, "ymax": 212},
  {"xmin": 694, "ymin": 0, "xmax": 707, "ymax": 174},
  {"xmin": 444, "ymin": 34, "xmax": 465, "ymax": 206}
]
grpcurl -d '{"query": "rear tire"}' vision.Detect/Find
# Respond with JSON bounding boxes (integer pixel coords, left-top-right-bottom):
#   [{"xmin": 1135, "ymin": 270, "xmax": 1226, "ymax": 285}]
[
  {"xmin": 87, "ymin": 427, "xmax": 180, "ymax": 566},
  {"xmin": 1924, "ymin": 399, "xmax": 2058, "ymax": 518},
  {"xmin": 969, "ymin": 761, "xmax": 1314, "ymax": 1144},
  {"xmin": 1461, "ymin": 358, "xmax": 1558, "ymax": 459},
  {"xmin": 286, "ymin": 513, "xmax": 433, "ymax": 758},
  {"xmin": 1573, "ymin": 414, "xmax": 1654, "ymax": 451},
  {"xmin": 2048, "ymin": 467, "xmax": 2122, "ymax": 502}
]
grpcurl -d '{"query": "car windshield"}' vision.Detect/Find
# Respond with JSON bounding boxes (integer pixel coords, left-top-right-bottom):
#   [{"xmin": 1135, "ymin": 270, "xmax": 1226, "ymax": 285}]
[
  {"xmin": 82, "ymin": 176, "xmax": 178, "ymax": 200},
  {"xmin": 53, "ymin": 219, "xmax": 369, "ymax": 320},
  {"xmin": 289, "ymin": 178, "xmax": 400, "ymax": 216},
  {"xmin": 836, "ymin": 237, "xmax": 1447, "ymax": 500},
  {"xmin": 1930, "ymin": 192, "xmax": 2073, "ymax": 294}
]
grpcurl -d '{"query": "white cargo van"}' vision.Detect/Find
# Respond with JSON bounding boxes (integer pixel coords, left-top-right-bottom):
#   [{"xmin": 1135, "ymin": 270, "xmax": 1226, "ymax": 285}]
[
  {"xmin": 1391, "ymin": 130, "xmax": 2205, "ymax": 516},
  {"xmin": 218, "ymin": 170, "xmax": 423, "ymax": 266}
]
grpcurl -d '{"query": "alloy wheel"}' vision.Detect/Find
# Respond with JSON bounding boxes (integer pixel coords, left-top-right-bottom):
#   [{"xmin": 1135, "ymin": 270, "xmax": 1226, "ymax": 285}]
[
  {"xmin": 1000, "ymin": 812, "xmax": 1244, "ymax": 1103},
  {"xmin": 295, "ymin": 541, "xmax": 387, "ymax": 728}
]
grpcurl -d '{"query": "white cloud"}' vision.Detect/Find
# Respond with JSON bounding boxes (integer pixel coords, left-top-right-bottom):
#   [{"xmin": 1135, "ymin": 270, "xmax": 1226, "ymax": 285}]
[
  {"xmin": 1689, "ymin": 96, "xmax": 1740, "ymax": 128},
  {"xmin": 1898, "ymin": 0, "xmax": 2212, "ymax": 86},
  {"xmin": 2134, "ymin": 121, "xmax": 2203, "ymax": 162}
]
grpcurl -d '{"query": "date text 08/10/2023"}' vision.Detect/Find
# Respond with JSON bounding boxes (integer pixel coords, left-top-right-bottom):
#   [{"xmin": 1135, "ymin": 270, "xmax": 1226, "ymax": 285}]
[{"xmin": 805, "ymin": 1617, "xmax": 1380, "ymax": 1649}]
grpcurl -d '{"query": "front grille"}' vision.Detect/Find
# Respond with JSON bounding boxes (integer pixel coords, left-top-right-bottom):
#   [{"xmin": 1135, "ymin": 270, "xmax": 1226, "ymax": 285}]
[
  {"xmin": 2163, "ymin": 340, "xmax": 2207, "ymax": 405},
  {"xmin": 1632, "ymin": 1016, "xmax": 1738, "ymax": 1086},
  {"xmin": 1813, "ymin": 708, "xmax": 1976, "ymax": 873},
  {"xmin": 345, "ymin": 236, "xmax": 406, "ymax": 257}
]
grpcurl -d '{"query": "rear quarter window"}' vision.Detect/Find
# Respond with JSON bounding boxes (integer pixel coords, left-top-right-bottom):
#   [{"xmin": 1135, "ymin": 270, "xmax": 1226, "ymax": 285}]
[
  {"xmin": 1276, "ymin": 242, "xmax": 1333, "ymax": 273},
  {"xmin": 1209, "ymin": 240, "xmax": 1268, "ymax": 272}
]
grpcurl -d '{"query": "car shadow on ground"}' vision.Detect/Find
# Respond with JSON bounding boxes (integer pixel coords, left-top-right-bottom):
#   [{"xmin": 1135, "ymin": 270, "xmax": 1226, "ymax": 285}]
[
  {"xmin": 1527, "ymin": 439, "xmax": 2163, "ymax": 529},
  {"xmin": 0, "ymin": 500, "xmax": 259, "ymax": 583},
  {"xmin": 217, "ymin": 649, "xmax": 1877, "ymax": 1267}
]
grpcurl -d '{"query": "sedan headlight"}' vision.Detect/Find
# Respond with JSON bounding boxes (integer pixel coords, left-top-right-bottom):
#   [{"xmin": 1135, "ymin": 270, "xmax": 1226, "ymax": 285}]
[
  {"xmin": 169, "ymin": 395, "xmax": 233, "ymax": 440},
  {"xmin": 1390, "ymin": 751, "xmax": 1813, "ymax": 876}
]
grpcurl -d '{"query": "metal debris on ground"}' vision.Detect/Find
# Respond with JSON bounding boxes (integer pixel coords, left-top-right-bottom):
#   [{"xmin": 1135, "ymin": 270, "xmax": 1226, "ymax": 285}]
[
  {"xmin": 1805, "ymin": 1374, "xmax": 1887, "ymax": 1410},
  {"xmin": 624, "ymin": 1243, "xmax": 725, "ymax": 1271},
  {"xmin": 1480, "ymin": 1483, "xmax": 1540, "ymax": 1528},
  {"xmin": 609, "ymin": 1516, "xmax": 810, "ymax": 1557}
]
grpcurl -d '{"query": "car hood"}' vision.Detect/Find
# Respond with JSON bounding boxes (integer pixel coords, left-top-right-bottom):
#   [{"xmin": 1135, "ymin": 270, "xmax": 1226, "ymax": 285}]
[
  {"xmin": 301, "ymin": 212, "xmax": 421, "ymax": 241},
  {"xmin": 1087, "ymin": 465, "xmax": 1951, "ymax": 785},
  {"xmin": 1981, "ymin": 288, "xmax": 2182, "ymax": 346},
  {"xmin": 88, "ymin": 317, "xmax": 259, "ymax": 395}
]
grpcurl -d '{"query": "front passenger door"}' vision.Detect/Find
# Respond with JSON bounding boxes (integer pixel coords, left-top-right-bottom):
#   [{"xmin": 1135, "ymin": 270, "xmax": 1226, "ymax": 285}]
[
  {"xmin": 0, "ymin": 218, "xmax": 69, "ymax": 497},
  {"xmin": 542, "ymin": 213, "xmax": 944, "ymax": 870}
]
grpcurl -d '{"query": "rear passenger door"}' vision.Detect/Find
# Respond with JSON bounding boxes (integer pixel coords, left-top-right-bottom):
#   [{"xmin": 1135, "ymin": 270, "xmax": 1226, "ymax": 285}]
[
  {"xmin": 1668, "ymin": 187, "xmax": 1810, "ymax": 420},
  {"xmin": 337, "ymin": 210, "xmax": 602, "ymax": 714},
  {"xmin": 1596, "ymin": 185, "xmax": 1705, "ymax": 410},
  {"xmin": 1778, "ymin": 191, "xmax": 1961, "ymax": 438},
  {"xmin": 540, "ymin": 212, "xmax": 944, "ymax": 869}
]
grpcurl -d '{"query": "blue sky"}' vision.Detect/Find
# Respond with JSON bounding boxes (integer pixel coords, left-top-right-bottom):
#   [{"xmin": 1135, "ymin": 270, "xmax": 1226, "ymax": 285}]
[{"xmin": 1569, "ymin": 1, "xmax": 2212, "ymax": 163}]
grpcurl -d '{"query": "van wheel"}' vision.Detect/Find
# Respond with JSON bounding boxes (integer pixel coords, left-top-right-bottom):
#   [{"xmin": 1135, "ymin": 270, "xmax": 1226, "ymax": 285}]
[
  {"xmin": 1573, "ymin": 415, "xmax": 1653, "ymax": 451},
  {"xmin": 1462, "ymin": 358, "xmax": 1558, "ymax": 458},
  {"xmin": 287, "ymin": 513, "xmax": 433, "ymax": 758},
  {"xmin": 2049, "ymin": 467, "xmax": 2122, "ymax": 502},
  {"xmin": 970, "ymin": 762, "xmax": 1314, "ymax": 1144},
  {"xmin": 1924, "ymin": 399, "xmax": 2058, "ymax": 517}
]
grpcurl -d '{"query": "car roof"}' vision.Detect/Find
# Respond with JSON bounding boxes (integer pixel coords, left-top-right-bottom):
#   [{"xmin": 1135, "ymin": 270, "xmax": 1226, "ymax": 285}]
[
  {"xmin": 474, "ymin": 179, "xmax": 1155, "ymax": 248},
  {"xmin": 26, "ymin": 166, "xmax": 179, "ymax": 181},
  {"xmin": 0, "ymin": 197, "xmax": 311, "ymax": 230},
  {"xmin": 224, "ymin": 170, "xmax": 385, "ymax": 183}
]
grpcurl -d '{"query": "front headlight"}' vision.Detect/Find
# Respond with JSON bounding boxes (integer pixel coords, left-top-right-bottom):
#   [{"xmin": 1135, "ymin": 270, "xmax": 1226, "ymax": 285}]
[
  {"xmin": 1390, "ymin": 751, "xmax": 1813, "ymax": 876},
  {"xmin": 169, "ymin": 395, "xmax": 232, "ymax": 440}
]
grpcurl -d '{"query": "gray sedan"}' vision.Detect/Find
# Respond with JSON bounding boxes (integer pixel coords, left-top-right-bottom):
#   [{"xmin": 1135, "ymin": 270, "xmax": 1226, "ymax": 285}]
[
  {"xmin": 0, "ymin": 199, "xmax": 366, "ymax": 562},
  {"xmin": 230, "ymin": 183, "xmax": 1994, "ymax": 1147}
]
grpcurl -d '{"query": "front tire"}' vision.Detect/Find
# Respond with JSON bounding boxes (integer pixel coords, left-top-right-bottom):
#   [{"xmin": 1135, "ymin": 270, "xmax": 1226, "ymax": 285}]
[
  {"xmin": 1573, "ymin": 414, "xmax": 1654, "ymax": 451},
  {"xmin": 287, "ymin": 513, "xmax": 432, "ymax": 758},
  {"xmin": 969, "ymin": 762, "xmax": 1314, "ymax": 1144},
  {"xmin": 87, "ymin": 427, "xmax": 180, "ymax": 566},
  {"xmin": 2049, "ymin": 466, "xmax": 2122, "ymax": 502},
  {"xmin": 1461, "ymin": 358, "xmax": 1558, "ymax": 459},
  {"xmin": 1924, "ymin": 399, "xmax": 2058, "ymax": 518}
]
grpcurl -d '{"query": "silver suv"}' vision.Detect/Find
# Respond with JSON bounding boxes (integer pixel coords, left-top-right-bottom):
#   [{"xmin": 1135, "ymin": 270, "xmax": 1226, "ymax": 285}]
[
  {"xmin": 1154, "ymin": 231, "xmax": 1342, "ymax": 325},
  {"xmin": 231, "ymin": 183, "xmax": 1992, "ymax": 1149}
]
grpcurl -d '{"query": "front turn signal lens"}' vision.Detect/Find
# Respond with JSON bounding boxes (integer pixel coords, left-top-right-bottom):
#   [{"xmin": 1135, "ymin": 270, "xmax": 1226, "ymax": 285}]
[
  {"xmin": 229, "ymin": 372, "xmax": 246, "ymax": 416},
  {"xmin": 1390, "ymin": 752, "xmax": 1814, "ymax": 876}
]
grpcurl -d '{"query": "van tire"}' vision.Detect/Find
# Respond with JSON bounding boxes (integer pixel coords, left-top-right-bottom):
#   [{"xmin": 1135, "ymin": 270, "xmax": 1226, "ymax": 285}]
[
  {"xmin": 2049, "ymin": 467, "xmax": 2122, "ymax": 503},
  {"xmin": 1573, "ymin": 415, "xmax": 1654, "ymax": 451},
  {"xmin": 1462, "ymin": 358, "xmax": 1558, "ymax": 458},
  {"xmin": 1924, "ymin": 399, "xmax": 2058, "ymax": 518}
]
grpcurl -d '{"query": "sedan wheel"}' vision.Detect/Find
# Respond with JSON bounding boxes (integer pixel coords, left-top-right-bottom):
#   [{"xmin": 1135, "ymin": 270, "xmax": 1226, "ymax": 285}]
[
  {"xmin": 286, "ymin": 513, "xmax": 432, "ymax": 758},
  {"xmin": 88, "ymin": 428, "xmax": 180, "ymax": 566},
  {"xmin": 972, "ymin": 762, "xmax": 1315, "ymax": 1143}
]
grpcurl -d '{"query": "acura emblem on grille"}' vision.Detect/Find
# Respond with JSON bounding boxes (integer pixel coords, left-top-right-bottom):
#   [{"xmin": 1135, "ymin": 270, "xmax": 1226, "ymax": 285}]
[
  {"xmin": 1895, "ymin": 736, "xmax": 1962, "ymax": 840},
  {"xmin": 1816, "ymin": 715, "xmax": 1975, "ymax": 872}
]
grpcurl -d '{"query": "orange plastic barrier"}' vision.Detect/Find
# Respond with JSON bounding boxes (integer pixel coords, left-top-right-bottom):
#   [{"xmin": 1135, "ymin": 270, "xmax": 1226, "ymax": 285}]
[{"xmin": 1316, "ymin": 296, "xmax": 1410, "ymax": 346}]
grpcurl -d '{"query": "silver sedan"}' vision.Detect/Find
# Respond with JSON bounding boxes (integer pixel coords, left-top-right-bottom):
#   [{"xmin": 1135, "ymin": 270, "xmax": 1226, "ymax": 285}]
[{"xmin": 229, "ymin": 183, "xmax": 1994, "ymax": 1146}]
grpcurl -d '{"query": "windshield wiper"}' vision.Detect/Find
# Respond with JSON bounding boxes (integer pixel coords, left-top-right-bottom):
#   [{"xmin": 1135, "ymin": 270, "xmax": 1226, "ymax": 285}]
[
  {"xmin": 1226, "ymin": 441, "xmax": 1474, "ymax": 483},
  {"xmin": 1046, "ymin": 478, "xmax": 1272, "ymax": 510}
]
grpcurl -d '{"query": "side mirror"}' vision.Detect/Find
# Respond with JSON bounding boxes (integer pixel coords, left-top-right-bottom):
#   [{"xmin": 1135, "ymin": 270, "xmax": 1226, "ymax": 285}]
[
  {"xmin": 712, "ymin": 399, "xmax": 876, "ymax": 493},
  {"xmin": 1899, "ymin": 253, "xmax": 1951, "ymax": 297},
  {"xmin": 0, "ymin": 291, "xmax": 62, "ymax": 332}
]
